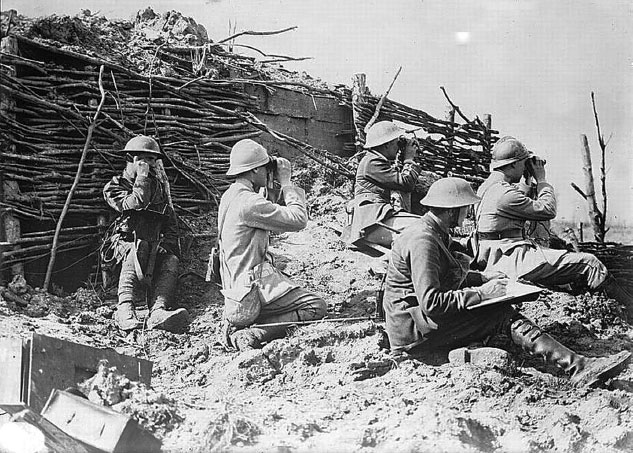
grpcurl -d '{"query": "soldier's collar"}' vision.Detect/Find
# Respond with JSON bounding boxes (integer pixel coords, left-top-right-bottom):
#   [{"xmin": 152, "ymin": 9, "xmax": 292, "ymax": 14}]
[{"xmin": 427, "ymin": 212, "xmax": 450, "ymax": 236}]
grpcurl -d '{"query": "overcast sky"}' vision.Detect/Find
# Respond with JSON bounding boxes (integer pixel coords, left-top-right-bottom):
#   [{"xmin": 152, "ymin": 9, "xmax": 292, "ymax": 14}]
[{"xmin": 7, "ymin": 0, "xmax": 633, "ymax": 227}]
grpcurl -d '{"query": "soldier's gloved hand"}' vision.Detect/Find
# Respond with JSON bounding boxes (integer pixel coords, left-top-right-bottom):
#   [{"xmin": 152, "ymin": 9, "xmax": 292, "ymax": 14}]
[
  {"xmin": 136, "ymin": 161, "xmax": 150, "ymax": 178},
  {"xmin": 275, "ymin": 157, "xmax": 292, "ymax": 186},
  {"xmin": 477, "ymin": 278, "xmax": 509, "ymax": 301}
]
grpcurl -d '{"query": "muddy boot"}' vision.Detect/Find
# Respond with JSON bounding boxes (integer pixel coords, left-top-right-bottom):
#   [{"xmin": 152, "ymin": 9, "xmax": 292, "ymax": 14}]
[
  {"xmin": 601, "ymin": 275, "xmax": 633, "ymax": 319},
  {"xmin": 230, "ymin": 328, "xmax": 262, "ymax": 351},
  {"xmin": 215, "ymin": 320, "xmax": 239, "ymax": 352},
  {"xmin": 509, "ymin": 316, "xmax": 631, "ymax": 387},
  {"xmin": 570, "ymin": 351, "xmax": 632, "ymax": 387},
  {"xmin": 114, "ymin": 301, "xmax": 142, "ymax": 332},
  {"xmin": 147, "ymin": 301, "xmax": 189, "ymax": 333}
]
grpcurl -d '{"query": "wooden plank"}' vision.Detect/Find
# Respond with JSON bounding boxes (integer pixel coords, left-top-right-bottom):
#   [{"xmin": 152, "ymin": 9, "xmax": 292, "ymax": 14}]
[
  {"xmin": 28, "ymin": 333, "xmax": 152, "ymax": 412},
  {"xmin": 42, "ymin": 390, "xmax": 160, "ymax": 453},
  {"xmin": 0, "ymin": 337, "xmax": 23, "ymax": 404}
]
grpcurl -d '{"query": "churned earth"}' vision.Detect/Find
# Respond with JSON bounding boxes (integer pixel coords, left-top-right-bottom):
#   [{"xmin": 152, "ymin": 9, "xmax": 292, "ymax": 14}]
[{"xmin": 1, "ymin": 166, "xmax": 633, "ymax": 453}]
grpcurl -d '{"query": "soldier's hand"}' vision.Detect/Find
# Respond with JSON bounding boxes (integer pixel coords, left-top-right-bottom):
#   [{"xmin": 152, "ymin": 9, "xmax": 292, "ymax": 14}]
[
  {"xmin": 527, "ymin": 158, "xmax": 546, "ymax": 183},
  {"xmin": 275, "ymin": 157, "xmax": 292, "ymax": 186},
  {"xmin": 136, "ymin": 161, "xmax": 150, "ymax": 178},
  {"xmin": 478, "ymin": 278, "xmax": 509, "ymax": 300},
  {"xmin": 481, "ymin": 270, "xmax": 507, "ymax": 283},
  {"xmin": 403, "ymin": 139, "xmax": 419, "ymax": 161}
]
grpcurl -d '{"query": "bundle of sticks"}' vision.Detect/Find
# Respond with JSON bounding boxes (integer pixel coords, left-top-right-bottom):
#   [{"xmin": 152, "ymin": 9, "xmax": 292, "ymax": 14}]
[{"xmin": 343, "ymin": 91, "xmax": 497, "ymax": 183}]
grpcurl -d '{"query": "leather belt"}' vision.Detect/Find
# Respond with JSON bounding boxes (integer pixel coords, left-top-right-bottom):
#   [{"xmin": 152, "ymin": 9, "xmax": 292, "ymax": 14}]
[{"xmin": 478, "ymin": 229, "xmax": 524, "ymax": 240}]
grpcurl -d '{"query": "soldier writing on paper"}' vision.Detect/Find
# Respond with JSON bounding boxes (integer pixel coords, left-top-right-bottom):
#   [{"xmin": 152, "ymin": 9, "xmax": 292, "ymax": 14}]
[
  {"xmin": 475, "ymin": 136, "xmax": 633, "ymax": 317},
  {"xmin": 383, "ymin": 177, "xmax": 630, "ymax": 387},
  {"xmin": 217, "ymin": 139, "xmax": 327, "ymax": 351}
]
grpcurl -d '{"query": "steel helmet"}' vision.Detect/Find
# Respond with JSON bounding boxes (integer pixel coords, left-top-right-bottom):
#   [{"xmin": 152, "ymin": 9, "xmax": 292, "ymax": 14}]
[
  {"xmin": 123, "ymin": 135, "xmax": 162, "ymax": 156},
  {"xmin": 490, "ymin": 136, "xmax": 532, "ymax": 170},
  {"xmin": 420, "ymin": 177, "xmax": 481, "ymax": 208},
  {"xmin": 363, "ymin": 121, "xmax": 405, "ymax": 149},
  {"xmin": 227, "ymin": 139, "xmax": 270, "ymax": 176}
]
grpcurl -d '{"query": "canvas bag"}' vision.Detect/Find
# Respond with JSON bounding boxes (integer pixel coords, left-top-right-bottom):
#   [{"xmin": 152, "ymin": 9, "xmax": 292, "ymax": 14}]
[
  {"xmin": 221, "ymin": 283, "xmax": 261, "ymax": 327},
  {"xmin": 250, "ymin": 259, "xmax": 299, "ymax": 305}
]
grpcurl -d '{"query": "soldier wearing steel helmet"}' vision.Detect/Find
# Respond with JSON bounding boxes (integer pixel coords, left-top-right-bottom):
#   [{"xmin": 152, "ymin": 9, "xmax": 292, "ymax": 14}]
[
  {"xmin": 347, "ymin": 121, "xmax": 422, "ymax": 247},
  {"xmin": 217, "ymin": 139, "xmax": 327, "ymax": 350},
  {"xmin": 383, "ymin": 177, "xmax": 630, "ymax": 387},
  {"xmin": 103, "ymin": 135, "xmax": 189, "ymax": 333},
  {"xmin": 476, "ymin": 136, "xmax": 633, "ymax": 316}
]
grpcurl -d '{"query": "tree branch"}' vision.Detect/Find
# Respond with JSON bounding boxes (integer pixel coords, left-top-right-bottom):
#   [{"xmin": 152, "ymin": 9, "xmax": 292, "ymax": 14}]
[
  {"xmin": 216, "ymin": 26, "xmax": 298, "ymax": 44},
  {"xmin": 440, "ymin": 86, "xmax": 471, "ymax": 123},
  {"xmin": 364, "ymin": 66, "xmax": 402, "ymax": 134},
  {"xmin": 43, "ymin": 65, "xmax": 106, "ymax": 291}
]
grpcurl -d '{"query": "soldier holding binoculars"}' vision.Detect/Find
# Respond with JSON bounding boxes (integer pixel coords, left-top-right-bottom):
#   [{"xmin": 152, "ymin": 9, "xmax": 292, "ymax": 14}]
[
  {"xmin": 475, "ymin": 136, "xmax": 633, "ymax": 316},
  {"xmin": 216, "ymin": 139, "xmax": 327, "ymax": 351},
  {"xmin": 346, "ymin": 121, "xmax": 424, "ymax": 248}
]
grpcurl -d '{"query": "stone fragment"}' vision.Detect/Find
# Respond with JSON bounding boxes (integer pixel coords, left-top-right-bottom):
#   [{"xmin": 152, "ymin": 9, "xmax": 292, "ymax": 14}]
[{"xmin": 448, "ymin": 347, "xmax": 513, "ymax": 371}]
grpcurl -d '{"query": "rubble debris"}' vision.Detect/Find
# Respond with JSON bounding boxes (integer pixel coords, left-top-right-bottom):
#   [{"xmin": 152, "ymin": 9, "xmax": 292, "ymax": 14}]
[
  {"xmin": 200, "ymin": 405, "xmax": 262, "ymax": 452},
  {"xmin": 79, "ymin": 360, "xmax": 182, "ymax": 437}
]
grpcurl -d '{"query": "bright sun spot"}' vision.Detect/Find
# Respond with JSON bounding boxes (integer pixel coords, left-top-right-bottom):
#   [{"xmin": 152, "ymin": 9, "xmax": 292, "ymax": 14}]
[{"xmin": 455, "ymin": 31, "xmax": 471, "ymax": 45}]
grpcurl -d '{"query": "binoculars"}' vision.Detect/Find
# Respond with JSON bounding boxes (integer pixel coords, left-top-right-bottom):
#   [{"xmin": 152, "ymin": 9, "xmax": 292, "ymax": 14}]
[
  {"xmin": 266, "ymin": 156, "xmax": 278, "ymax": 172},
  {"xmin": 529, "ymin": 155, "xmax": 546, "ymax": 165},
  {"xmin": 397, "ymin": 136, "xmax": 420, "ymax": 152}
]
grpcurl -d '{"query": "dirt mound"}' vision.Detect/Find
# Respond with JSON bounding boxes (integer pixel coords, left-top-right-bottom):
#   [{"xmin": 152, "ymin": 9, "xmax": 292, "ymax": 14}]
[{"xmin": 2, "ymin": 8, "xmax": 332, "ymax": 88}]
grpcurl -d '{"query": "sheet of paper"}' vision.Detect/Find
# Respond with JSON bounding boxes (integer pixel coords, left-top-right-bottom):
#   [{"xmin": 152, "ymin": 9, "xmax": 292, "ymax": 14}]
[{"xmin": 466, "ymin": 280, "xmax": 542, "ymax": 310}]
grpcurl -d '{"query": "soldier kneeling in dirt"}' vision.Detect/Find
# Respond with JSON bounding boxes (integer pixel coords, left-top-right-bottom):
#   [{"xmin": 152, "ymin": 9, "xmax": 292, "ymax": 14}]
[
  {"xmin": 103, "ymin": 135, "xmax": 189, "ymax": 333},
  {"xmin": 383, "ymin": 177, "xmax": 631, "ymax": 387},
  {"xmin": 346, "ymin": 121, "xmax": 423, "ymax": 248},
  {"xmin": 217, "ymin": 139, "xmax": 327, "ymax": 351}
]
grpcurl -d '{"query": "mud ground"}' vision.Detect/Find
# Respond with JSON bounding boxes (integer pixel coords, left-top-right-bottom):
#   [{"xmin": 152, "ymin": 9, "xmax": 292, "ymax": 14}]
[{"xmin": 1, "ymin": 165, "xmax": 633, "ymax": 453}]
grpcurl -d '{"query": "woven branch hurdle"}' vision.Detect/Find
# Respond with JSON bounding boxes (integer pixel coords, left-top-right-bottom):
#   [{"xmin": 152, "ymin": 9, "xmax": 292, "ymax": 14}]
[
  {"xmin": 1, "ymin": 31, "xmax": 498, "ymax": 278},
  {"xmin": 343, "ymin": 90, "xmax": 497, "ymax": 183}
]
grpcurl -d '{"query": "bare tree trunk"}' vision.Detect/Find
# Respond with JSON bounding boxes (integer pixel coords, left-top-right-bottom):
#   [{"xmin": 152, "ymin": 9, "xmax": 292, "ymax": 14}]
[
  {"xmin": 591, "ymin": 92, "xmax": 608, "ymax": 239},
  {"xmin": 351, "ymin": 73, "xmax": 367, "ymax": 155},
  {"xmin": 579, "ymin": 134, "xmax": 604, "ymax": 242}
]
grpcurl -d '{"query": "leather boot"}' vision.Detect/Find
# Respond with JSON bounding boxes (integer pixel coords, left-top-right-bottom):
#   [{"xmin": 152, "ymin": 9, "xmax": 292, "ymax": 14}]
[
  {"xmin": 147, "ymin": 299, "xmax": 189, "ymax": 333},
  {"xmin": 509, "ymin": 316, "xmax": 631, "ymax": 387},
  {"xmin": 114, "ymin": 301, "xmax": 142, "ymax": 331}
]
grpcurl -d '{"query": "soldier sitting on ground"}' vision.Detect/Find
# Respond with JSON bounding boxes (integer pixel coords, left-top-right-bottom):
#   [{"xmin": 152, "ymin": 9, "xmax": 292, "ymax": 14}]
[
  {"xmin": 383, "ymin": 177, "xmax": 631, "ymax": 387},
  {"xmin": 346, "ymin": 121, "xmax": 423, "ymax": 248},
  {"xmin": 103, "ymin": 135, "xmax": 189, "ymax": 333},
  {"xmin": 217, "ymin": 139, "xmax": 327, "ymax": 351},
  {"xmin": 475, "ymin": 136, "xmax": 633, "ymax": 317}
]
